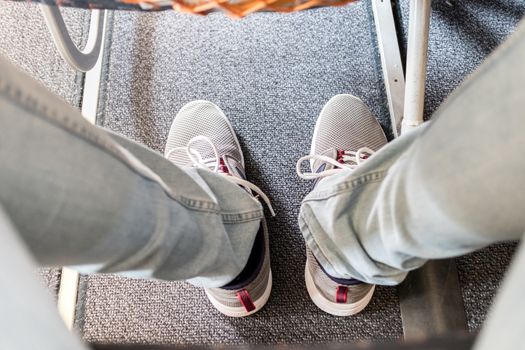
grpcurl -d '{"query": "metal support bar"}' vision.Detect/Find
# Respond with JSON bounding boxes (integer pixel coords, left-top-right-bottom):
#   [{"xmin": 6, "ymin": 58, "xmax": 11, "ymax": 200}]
[
  {"xmin": 401, "ymin": 0, "xmax": 431, "ymax": 133},
  {"xmin": 40, "ymin": 5, "xmax": 106, "ymax": 72},
  {"xmin": 398, "ymin": 260, "xmax": 468, "ymax": 339},
  {"xmin": 57, "ymin": 268, "xmax": 81, "ymax": 330},
  {"xmin": 372, "ymin": 0, "xmax": 406, "ymax": 138},
  {"xmin": 81, "ymin": 11, "xmax": 108, "ymax": 123}
]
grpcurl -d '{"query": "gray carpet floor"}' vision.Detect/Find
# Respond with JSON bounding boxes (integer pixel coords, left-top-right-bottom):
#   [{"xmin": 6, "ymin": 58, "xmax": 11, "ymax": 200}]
[
  {"xmin": 0, "ymin": 1, "xmax": 89, "ymax": 297},
  {"xmin": 78, "ymin": 0, "xmax": 524, "ymax": 346},
  {"xmin": 457, "ymin": 243, "xmax": 518, "ymax": 332},
  {"xmin": 0, "ymin": 2, "xmax": 88, "ymax": 106}
]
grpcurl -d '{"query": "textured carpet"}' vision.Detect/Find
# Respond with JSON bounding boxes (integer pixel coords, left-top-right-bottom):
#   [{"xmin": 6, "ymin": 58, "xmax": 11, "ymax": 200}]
[
  {"xmin": 75, "ymin": 0, "xmax": 525, "ymax": 345},
  {"xmin": 80, "ymin": 1, "xmax": 404, "ymax": 345},
  {"xmin": 0, "ymin": 2, "xmax": 89, "ymax": 297},
  {"xmin": 397, "ymin": 0, "xmax": 525, "ymax": 332},
  {"xmin": 456, "ymin": 243, "xmax": 519, "ymax": 332},
  {"xmin": 0, "ymin": 1, "xmax": 88, "ymax": 106},
  {"xmin": 37, "ymin": 268, "xmax": 63, "ymax": 300}
]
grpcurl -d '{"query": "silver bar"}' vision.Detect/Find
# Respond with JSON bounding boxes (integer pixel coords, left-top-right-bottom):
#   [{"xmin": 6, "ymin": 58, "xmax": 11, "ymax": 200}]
[
  {"xmin": 57, "ymin": 268, "xmax": 80, "ymax": 330},
  {"xmin": 401, "ymin": 0, "xmax": 431, "ymax": 133},
  {"xmin": 81, "ymin": 12, "xmax": 108, "ymax": 124},
  {"xmin": 41, "ymin": 5, "xmax": 106, "ymax": 72},
  {"xmin": 372, "ymin": 0, "xmax": 406, "ymax": 138}
]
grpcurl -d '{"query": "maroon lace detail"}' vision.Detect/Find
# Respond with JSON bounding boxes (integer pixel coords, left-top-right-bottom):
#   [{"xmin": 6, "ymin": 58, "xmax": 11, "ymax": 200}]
[
  {"xmin": 237, "ymin": 289, "xmax": 256, "ymax": 312},
  {"xmin": 336, "ymin": 149, "xmax": 370, "ymax": 164},
  {"xmin": 218, "ymin": 158, "xmax": 229, "ymax": 174},
  {"xmin": 336, "ymin": 286, "xmax": 348, "ymax": 303},
  {"xmin": 336, "ymin": 150, "xmax": 345, "ymax": 164}
]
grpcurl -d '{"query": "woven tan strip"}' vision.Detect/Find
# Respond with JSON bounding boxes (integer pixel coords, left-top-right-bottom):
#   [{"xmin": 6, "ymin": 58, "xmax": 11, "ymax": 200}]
[{"xmin": 120, "ymin": 0, "xmax": 358, "ymax": 17}]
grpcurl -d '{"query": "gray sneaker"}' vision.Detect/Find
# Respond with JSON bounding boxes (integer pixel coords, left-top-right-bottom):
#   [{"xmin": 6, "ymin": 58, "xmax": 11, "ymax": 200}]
[
  {"xmin": 296, "ymin": 94, "xmax": 388, "ymax": 316},
  {"xmin": 165, "ymin": 100, "xmax": 273, "ymax": 317}
]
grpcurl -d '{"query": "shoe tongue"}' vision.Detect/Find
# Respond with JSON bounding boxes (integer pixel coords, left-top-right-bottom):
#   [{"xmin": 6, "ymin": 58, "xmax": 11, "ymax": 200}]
[{"xmin": 312, "ymin": 148, "xmax": 338, "ymax": 174}]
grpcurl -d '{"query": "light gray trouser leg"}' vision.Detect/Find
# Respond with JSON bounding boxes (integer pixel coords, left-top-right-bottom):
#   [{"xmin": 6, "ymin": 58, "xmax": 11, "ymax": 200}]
[
  {"xmin": 0, "ymin": 205, "xmax": 87, "ymax": 350},
  {"xmin": 474, "ymin": 241, "xmax": 525, "ymax": 350},
  {"xmin": 0, "ymin": 55, "xmax": 262, "ymax": 289},
  {"xmin": 299, "ymin": 19, "xmax": 525, "ymax": 286}
]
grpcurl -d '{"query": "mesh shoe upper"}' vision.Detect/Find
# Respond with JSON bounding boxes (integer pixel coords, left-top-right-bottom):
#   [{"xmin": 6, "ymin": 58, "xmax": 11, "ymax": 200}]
[
  {"xmin": 310, "ymin": 94, "xmax": 387, "ymax": 173},
  {"xmin": 311, "ymin": 94, "xmax": 387, "ymax": 157},
  {"xmin": 164, "ymin": 100, "xmax": 244, "ymax": 170}
]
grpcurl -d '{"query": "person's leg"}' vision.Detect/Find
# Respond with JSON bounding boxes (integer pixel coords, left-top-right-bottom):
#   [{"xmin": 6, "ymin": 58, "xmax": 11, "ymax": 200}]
[
  {"xmin": 0, "ymin": 55, "xmax": 263, "ymax": 289},
  {"xmin": 474, "ymin": 239, "xmax": 525, "ymax": 350},
  {"xmin": 297, "ymin": 18, "xmax": 525, "ymax": 305},
  {"xmin": 0, "ymin": 204, "xmax": 86, "ymax": 350}
]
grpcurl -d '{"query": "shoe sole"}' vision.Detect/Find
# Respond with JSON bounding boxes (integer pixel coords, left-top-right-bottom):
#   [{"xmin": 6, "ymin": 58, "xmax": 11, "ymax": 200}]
[
  {"xmin": 205, "ymin": 270, "xmax": 273, "ymax": 317},
  {"xmin": 305, "ymin": 264, "xmax": 374, "ymax": 316}
]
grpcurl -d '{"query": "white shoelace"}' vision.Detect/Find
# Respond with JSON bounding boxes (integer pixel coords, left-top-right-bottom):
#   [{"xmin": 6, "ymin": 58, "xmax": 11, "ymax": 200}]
[
  {"xmin": 167, "ymin": 136, "xmax": 276, "ymax": 216},
  {"xmin": 296, "ymin": 147, "xmax": 375, "ymax": 180}
]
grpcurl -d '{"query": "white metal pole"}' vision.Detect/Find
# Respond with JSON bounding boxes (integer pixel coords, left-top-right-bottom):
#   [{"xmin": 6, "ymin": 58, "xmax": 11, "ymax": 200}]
[
  {"xmin": 401, "ymin": 0, "xmax": 431, "ymax": 134},
  {"xmin": 56, "ymin": 268, "xmax": 81, "ymax": 330},
  {"xmin": 81, "ymin": 12, "xmax": 108, "ymax": 124},
  {"xmin": 372, "ymin": 0, "xmax": 406, "ymax": 138}
]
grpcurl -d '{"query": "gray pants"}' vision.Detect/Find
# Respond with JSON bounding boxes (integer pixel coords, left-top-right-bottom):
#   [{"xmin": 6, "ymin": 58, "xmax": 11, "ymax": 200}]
[{"xmin": 1, "ymin": 18, "xmax": 525, "ymax": 350}]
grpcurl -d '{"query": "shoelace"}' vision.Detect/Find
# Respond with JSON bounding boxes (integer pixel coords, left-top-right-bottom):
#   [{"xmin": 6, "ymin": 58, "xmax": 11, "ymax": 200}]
[
  {"xmin": 167, "ymin": 136, "xmax": 276, "ymax": 216},
  {"xmin": 296, "ymin": 147, "xmax": 375, "ymax": 180}
]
